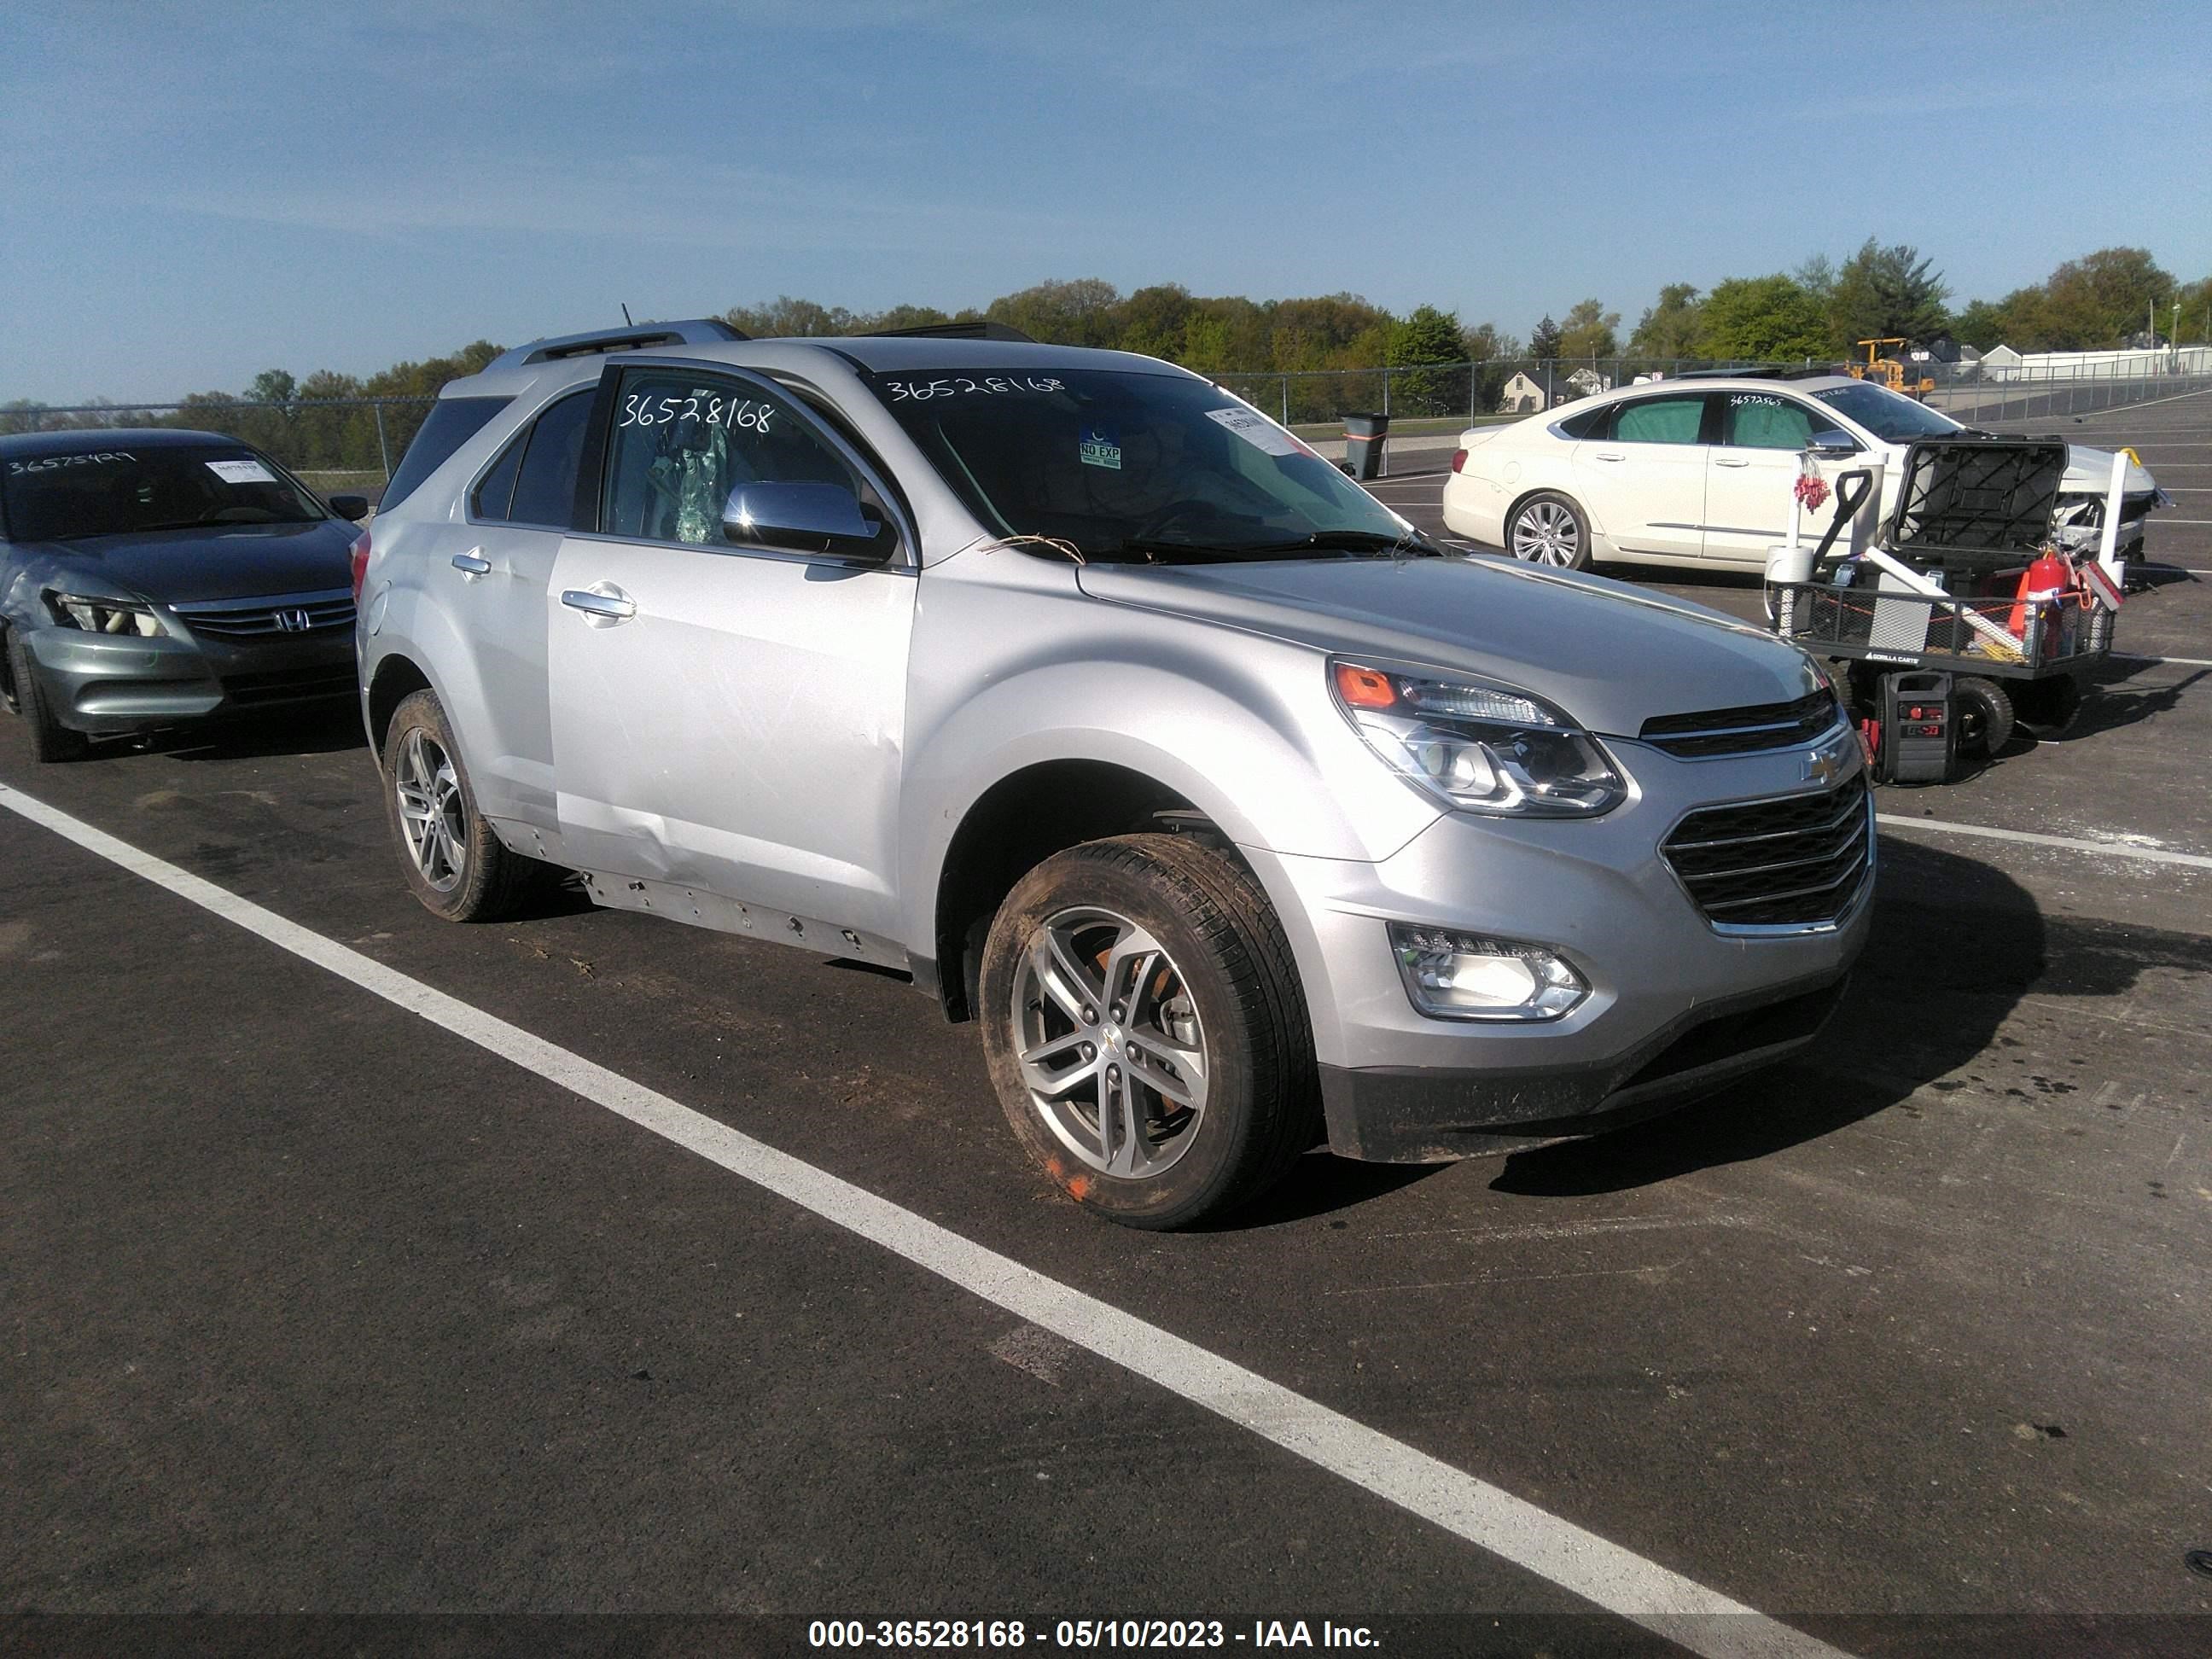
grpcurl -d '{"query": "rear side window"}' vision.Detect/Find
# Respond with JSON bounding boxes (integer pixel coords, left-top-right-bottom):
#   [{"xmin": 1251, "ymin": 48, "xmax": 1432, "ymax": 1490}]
[
  {"xmin": 381, "ymin": 396, "xmax": 509, "ymax": 511},
  {"xmin": 471, "ymin": 389, "xmax": 592, "ymax": 525},
  {"xmin": 1555, "ymin": 403, "xmax": 1610, "ymax": 439},
  {"xmin": 1612, "ymin": 395, "xmax": 1708, "ymax": 445},
  {"xmin": 506, "ymin": 391, "xmax": 596, "ymax": 527}
]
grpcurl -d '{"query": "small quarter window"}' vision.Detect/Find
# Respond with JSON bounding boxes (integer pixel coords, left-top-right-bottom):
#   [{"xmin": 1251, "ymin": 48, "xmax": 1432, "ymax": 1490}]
[{"xmin": 1555, "ymin": 403, "xmax": 1610, "ymax": 439}]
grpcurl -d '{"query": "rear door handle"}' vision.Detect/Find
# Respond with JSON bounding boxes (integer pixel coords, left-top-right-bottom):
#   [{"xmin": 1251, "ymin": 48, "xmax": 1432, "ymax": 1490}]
[
  {"xmin": 561, "ymin": 588, "xmax": 636, "ymax": 621},
  {"xmin": 1593, "ymin": 451, "xmax": 1626, "ymax": 462},
  {"xmin": 451, "ymin": 550, "xmax": 492, "ymax": 575},
  {"xmin": 1714, "ymin": 457, "xmax": 1752, "ymax": 469}
]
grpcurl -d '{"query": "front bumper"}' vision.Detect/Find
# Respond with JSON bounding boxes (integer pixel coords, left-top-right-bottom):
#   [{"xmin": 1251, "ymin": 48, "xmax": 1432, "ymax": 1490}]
[
  {"xmin": 22, "ymin": 625, "xmax": 357, "ymax": 735},
  {"xmin": 1243, "ymin": 733, "xmax": 1874, "ymax": 1162}
]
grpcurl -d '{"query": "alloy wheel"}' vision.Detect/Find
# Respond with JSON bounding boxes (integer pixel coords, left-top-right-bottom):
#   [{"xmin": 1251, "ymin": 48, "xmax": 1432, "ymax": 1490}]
[
  {"xmin": 1010, "ymin": 905, "xmax": 1210, "ymax": 1179},
  {"xmin": 394, "ymin": 726, "xmax": 468, "ymax": 894},
  {"xmin": 1511, "ymin": 500, "xmax": 1580, "ymax": 565}
]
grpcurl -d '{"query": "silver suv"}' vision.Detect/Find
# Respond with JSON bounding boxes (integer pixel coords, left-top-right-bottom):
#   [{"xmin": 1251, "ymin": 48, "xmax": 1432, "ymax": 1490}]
[{"xmin": 357, "ymin": 319, "xmax": 1871, "ymax": 1228}]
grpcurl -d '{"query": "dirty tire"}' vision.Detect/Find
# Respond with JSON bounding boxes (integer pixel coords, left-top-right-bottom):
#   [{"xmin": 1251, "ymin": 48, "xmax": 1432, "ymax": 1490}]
[
  {"xmin": 1953, "ymin": 676, "xmax": 2016, "ymax": 757},
  {"xmin": 978, "ymin": 834, "xmax": 1320, "ymax": 1231},
  {"xmin": 4, "ymin": 628, "xmax": 90, "ymax": 763},
  {"xmin": 380, "ymin": 688, "xmax": 542, "ymax": 922},
  {"xmin": 1505, "ymin": 491, "xmax": 1592, "ymax": 570}
]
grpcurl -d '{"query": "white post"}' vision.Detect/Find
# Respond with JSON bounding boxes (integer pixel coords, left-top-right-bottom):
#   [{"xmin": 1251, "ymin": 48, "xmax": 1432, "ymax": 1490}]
[{"xmin": 2096, "ymin": 449, "xmax": 2128, "ymax": 582}]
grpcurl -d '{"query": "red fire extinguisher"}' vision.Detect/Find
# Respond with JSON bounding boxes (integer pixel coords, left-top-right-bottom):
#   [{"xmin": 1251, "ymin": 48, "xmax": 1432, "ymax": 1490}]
[{"xmin": 2006, "ymin": 550, "xmax": 2071, "ymax": 641}]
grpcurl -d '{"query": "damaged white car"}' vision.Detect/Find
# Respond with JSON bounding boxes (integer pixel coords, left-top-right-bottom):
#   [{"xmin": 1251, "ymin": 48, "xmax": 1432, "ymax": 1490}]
[{"xmin": 1443, "ymin": 373, "xmax": 2170, "ymax": 572}]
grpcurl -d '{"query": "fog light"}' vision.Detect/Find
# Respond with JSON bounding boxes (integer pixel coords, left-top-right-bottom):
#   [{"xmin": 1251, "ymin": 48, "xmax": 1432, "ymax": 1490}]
[{"xmin": 1388, "ymin": 923, "xmax": 1588, "ymax": 1022}]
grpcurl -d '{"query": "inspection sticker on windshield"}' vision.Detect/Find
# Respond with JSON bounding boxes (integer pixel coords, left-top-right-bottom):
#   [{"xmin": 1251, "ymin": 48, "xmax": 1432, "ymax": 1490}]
[
  {"xmin": 1079, "ymin": 424, "xmax": 1122, "ymax": 469},
  {"xmin": 205, "ymin": 458, "xmax": 276, "ymax": 486},
  {"xmin": 1204, "ymin": 406, "xmax": 1302, "ymax": 457}
]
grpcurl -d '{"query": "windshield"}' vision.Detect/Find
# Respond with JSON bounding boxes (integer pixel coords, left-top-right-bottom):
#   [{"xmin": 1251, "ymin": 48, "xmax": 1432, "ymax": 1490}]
[
  {"xmin": 3, "ymin": 445, "xmax": 327, "ymax": 542},
  {"xmin": 1811, "ymin": 382, "xmax": 1963, "ymax": 444},
  {"xmin": 864, "ymin": 368, "xmax": 1423, "ymax": 562}
]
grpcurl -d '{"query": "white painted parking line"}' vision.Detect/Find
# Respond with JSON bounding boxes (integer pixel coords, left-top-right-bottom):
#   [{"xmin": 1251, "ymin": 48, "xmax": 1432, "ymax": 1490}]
[
  {"xmin": 0, "ymin": 781, "xmax": 1850, "ymax": 1659},
  {"xmin": 2110, "ymin": 651, "xmax": 2212, "ymax": 668},
  {"xmin": 1877, "ymin": 814, "xmax": 2212, "ymax": 870}
]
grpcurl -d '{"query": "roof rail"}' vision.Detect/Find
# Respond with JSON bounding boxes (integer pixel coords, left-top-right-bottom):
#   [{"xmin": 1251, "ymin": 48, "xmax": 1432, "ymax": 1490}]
[
  {"xmin": 862, "ymin": 320, "xmax": 1037, "ymax": 344},
  {"xmin": 482, "ymin": 319, "xmax": 748, "ymax": 375}
]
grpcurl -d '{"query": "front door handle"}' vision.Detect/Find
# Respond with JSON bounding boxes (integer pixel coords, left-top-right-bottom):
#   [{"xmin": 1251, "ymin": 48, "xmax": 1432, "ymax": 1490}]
[
  {"xmin": 451, "ymin": 550, "xmax": 492, "ymax": 575},
  {"xmin": 1714, "ymin": 457, "xmax": 1752, "ymax": 469},
  {"xmin": 561, "ymin": 587, "xmax": 637, "ymax": 621}
]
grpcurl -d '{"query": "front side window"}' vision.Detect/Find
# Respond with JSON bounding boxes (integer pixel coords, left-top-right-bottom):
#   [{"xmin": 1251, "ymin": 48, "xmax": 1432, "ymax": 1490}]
[
  {"xmin": 1610, "ymin": 396, "xmax": 1708, "ymax": 445},
  {"xmin": 2, "ymin": 444, "xmax": 326, "ymax": 542},
  {"xmin": 863, "ymin": 367, "xmax": 1417, "ymax": 562},
  {"xmin": 1720, "ymin": 393, "xmax": 1820, "ymax": 450},
  {"xmin": 601, "ymin": 373, "xmax": 857, "ymax": 547}
]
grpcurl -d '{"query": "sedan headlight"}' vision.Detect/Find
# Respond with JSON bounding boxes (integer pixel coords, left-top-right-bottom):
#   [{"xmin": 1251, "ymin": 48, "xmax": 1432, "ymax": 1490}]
[
  {"xmin": 1329, "ymin": 656, "xmax": 1626, "ymax": 817},
  {"xmin": 49, "ymin": 593, "xmax": 164, "ymax": 638}
]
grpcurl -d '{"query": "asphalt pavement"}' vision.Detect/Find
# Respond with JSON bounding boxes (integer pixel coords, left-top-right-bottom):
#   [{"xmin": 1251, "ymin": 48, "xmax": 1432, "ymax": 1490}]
[{"xmin": 5, "ymin": 393, "xmax": 2211, "ymax": 1659}]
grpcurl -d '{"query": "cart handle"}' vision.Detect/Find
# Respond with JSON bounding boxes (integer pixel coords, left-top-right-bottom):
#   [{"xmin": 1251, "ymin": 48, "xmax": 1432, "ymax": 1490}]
[{"xmin": 1811, "ymin": 469, "xmax": 1876, "ymax": 566}]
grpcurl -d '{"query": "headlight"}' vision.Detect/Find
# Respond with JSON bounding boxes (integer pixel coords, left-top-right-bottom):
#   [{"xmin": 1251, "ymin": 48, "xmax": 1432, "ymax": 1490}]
[
  {"xmin": 50, "ymin": 593, "xmax": 163, "ymax": 638},
  {"xmin": 1388, "ymin": 924, "xmax": 1589, "ymax": 1022},
  {"xmin": 1329, "ymin": 656, "xmax": 1626, "ymax": 817}
]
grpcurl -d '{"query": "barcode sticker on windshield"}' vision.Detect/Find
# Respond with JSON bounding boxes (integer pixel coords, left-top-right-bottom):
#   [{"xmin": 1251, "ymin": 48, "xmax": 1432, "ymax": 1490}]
[
  {"xmin": 1204, "ymin": 406, "xmax": 1301, "ymax": 457},
  {"xmin": 206, "ymin": 458, "xmax": 276, "ymax": 486}
]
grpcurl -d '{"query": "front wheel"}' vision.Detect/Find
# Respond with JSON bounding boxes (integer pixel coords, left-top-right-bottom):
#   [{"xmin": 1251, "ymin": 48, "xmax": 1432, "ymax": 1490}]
[
  {"xmin": 3, "ymin": 628, "xmax": 90, "ymax": 763},
  {"xmin": 977, "ymin": 835, "xmax": 1318, "ymax": 1230},
  {"xmin": 1505, "ymin": 492, "xmax": 1592, "ymax": 569},
  {"xmin": 380, "ymin": 689, "xmax": 543, "ymax": 922}
]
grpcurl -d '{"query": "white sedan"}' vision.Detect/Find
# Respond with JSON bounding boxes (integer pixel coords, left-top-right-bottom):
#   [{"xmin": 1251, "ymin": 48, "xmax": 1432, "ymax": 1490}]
[{"xmin": 1441, "ymin": 373, "xmax": 2168, "ymax": 572}]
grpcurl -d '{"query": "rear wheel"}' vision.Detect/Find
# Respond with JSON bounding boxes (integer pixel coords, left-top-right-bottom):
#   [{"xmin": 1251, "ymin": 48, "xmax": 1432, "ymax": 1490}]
[
  {"xmin": 380, "ymin": 689, "xmax": 542, "ymax": 922},
  {"xmin": 977, "ymin": 834, "xmax": 1318, "ymax": 1230},
  {"xmin": 1505, "ymin": 492, "xmax": 1591, "ymax": 570},
  {"xmin": 1953, "ymin": 677, "xmax": 2016, "ymax": 757},
  {"xmin": 3, "ymin": 629, "xmax": 90, "ymax": 763}
]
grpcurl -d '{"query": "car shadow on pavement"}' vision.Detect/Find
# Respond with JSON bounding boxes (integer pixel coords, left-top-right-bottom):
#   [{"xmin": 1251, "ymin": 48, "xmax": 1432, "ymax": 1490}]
[
  {"xmin": 1487, "ymin": 835, "xmax": 2130, "ymax": 1198},
  {"xmin": 116, "ymin": 700, "xmax": 369, "ymax": 762}
]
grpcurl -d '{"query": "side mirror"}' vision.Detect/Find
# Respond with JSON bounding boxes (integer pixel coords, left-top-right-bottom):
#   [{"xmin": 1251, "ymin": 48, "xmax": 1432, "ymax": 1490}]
[
  {"xmin": 722, "ymin": 481, "xmax": 888, "ymax": 557},
  {"xmin": 1808, "ymin": 429, "xmax": 1860, "ymax": 457},
  {"xmin": 329, "ymin": 494, "xmax": 371, "ymax": 521}
]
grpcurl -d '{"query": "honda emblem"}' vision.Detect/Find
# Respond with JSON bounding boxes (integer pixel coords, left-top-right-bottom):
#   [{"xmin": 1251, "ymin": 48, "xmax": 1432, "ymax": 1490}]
[{"xmin": 274, "ymin": 608, "xmax": 312, "ymax": 632}]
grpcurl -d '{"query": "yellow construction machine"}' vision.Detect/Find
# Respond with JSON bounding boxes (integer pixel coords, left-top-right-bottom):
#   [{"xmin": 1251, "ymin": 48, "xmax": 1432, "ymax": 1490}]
[{"xmin": 1848, "ymin": 338, "xmax": 1936, "ymax": 399}]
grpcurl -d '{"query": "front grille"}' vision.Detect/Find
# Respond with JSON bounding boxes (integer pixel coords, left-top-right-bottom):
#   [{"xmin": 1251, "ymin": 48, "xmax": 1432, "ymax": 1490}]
[
  {"xmin": 173, "ymin": 589, "xmax": 355, "ymax": 639},
  {"xmin": 1616, "ymin": 978, "xmax": 1848, "ymax": 1093},
  {"xmin": 1639, "ymin": 688, "xmax": 1839, "ymax": 758},
  {"xmin": 1661, "ymin": 774, "xmax": 1871, "ymax": 929}
]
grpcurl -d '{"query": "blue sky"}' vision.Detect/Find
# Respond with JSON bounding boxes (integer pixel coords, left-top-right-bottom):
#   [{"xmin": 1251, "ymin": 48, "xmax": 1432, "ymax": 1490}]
[{"xmin": 3, "ymin": 0, "xmax": 2206, "ymax": 405}]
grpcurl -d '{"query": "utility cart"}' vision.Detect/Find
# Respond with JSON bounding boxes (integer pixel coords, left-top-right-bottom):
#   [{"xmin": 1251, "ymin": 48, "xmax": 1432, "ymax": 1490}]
[{"xmin": 1766, "ymin": 436, "xmax": 2126, "ymax": 782}]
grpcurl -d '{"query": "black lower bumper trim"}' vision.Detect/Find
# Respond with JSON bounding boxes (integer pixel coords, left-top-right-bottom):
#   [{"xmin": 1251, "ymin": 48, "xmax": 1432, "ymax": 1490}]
[{"xmin": 1319, "ymin": 971, "xmax": 1851, "ymax": 1163}]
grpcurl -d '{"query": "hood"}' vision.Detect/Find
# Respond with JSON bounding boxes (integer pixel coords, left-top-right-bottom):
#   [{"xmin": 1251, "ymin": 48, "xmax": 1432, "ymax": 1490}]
[
  {"xmin": 20, "ymin": 519, "xmax": 358, "ymax": 604},
  {"xmin": 1075, "ymin": 556, "xmax": 1822, "ymax": 738},
  {"xmin": 2057, "ymin": 442, "xmax": 2158, "ymax": 498}
]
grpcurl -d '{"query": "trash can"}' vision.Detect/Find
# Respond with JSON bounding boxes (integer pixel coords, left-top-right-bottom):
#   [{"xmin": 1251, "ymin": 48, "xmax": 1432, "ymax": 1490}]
[{"xmin": 1343, "ymin": 412, "xmax": 1391, "ymax": 480}]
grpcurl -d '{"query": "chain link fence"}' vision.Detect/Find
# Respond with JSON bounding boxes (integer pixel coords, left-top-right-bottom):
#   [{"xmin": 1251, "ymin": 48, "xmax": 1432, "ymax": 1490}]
[{"xmin": 9, "ymin": 350, "xmax": 2209, "ymax": 503}]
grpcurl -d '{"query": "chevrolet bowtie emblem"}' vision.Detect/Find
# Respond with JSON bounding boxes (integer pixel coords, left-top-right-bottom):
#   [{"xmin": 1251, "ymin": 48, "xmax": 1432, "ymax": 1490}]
[{"xmin": 1804, "ymin": 746, "xmax": 1842, "ymax": 786}]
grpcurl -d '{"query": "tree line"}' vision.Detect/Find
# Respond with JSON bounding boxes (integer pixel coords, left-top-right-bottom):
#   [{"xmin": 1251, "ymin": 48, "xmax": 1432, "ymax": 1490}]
[{"xmin": 5, "ymin": 239, "xmax": 2203, "ymax": 471}]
